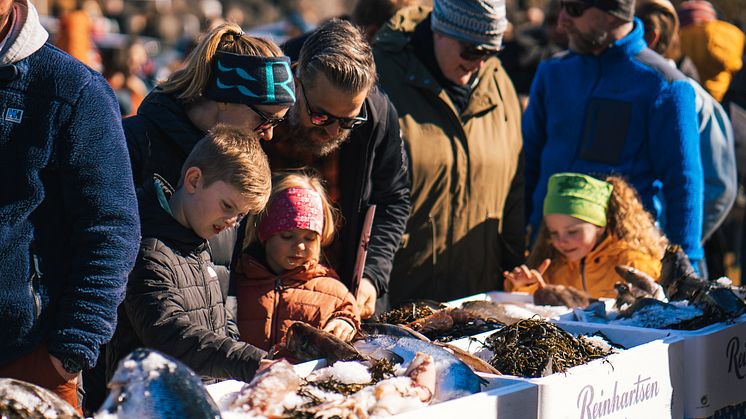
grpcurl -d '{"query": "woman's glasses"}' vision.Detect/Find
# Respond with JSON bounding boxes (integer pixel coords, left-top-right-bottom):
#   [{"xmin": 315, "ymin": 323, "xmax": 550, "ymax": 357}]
[
  {"xmin": 299, "ymin": 80, "xmax": 368, "ymax": 130},
  {"xmin": 247, "ymin": 104, "xmax": 285, "ymax": 133},
  {"xmin": 560, "ymin": 1, "xmax": 593, "ymax": 18},
  {"xmin": 460, "ymin": 44, "xmax": 502, "ymax": 62}
]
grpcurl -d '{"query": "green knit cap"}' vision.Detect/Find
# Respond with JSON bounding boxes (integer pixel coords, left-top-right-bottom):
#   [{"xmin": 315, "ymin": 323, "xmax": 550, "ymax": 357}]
[{"xmin": 543, "ymin": 173, "xmax": 613, "ymax": 227}]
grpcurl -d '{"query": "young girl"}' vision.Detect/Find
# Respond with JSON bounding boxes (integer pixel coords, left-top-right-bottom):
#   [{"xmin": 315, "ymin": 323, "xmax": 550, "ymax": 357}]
[
  {"xmin": 233, "ymin": 172, "xmax": 360, "ymax": 351},
  {"xmin": 504, "ymin": 173, "xmax": 668, "ymax": 299}
]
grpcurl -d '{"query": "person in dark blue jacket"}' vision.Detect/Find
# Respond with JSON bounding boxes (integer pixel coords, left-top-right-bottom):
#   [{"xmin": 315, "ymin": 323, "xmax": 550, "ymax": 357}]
[
  {"xmin": 0, "ymin": 0, "xmax": 140, "ymax": 412},
  {"xmin": 523, "ymin": 0, "xmax": 704, "ymax": 267}
]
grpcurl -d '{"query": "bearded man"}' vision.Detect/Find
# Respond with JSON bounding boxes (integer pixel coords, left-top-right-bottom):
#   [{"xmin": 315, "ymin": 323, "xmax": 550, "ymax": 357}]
[
  {"xmin": 522, "ymin": 0, "xmax": 704, "ymax": 269},
  {"xmin": 258, "ymin": 19, "xmax": 411, "ymax": 317}
]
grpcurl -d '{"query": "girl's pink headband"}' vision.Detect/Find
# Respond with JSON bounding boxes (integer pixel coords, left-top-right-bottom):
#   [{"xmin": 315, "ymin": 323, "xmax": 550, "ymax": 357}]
[{"xmin": 257, "ymin": 187, "xmax": 324, "ymax": 242}]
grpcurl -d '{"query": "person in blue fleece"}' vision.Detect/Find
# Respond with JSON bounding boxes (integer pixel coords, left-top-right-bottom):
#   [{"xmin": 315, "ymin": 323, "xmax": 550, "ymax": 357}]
[
  {"xmin": 523, "ymin": 0, "xmax": 704, "ymax": 267},
  {"xmin": 0, "ymin": 0, "xmax": 140, "ymax": 412}
]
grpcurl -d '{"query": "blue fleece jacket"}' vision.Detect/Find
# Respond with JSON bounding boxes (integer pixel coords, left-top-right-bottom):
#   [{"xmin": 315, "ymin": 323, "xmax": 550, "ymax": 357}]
[
  {"xmin": 0, "ymin": 0, "xmax": 139, "ymax": 370},
  {"xmin": 523, "ymin": 19, "xmax": 704, "ymax": 261}
]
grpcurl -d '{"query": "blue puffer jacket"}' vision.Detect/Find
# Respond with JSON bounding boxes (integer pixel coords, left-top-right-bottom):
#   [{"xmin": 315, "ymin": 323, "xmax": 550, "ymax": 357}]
[
  {"xmin": 0, "ymin": 0, "xmax": 139, "ymax": 370},
  {"xmin": 523, "ymin": 19, "xmax": 704, "ymax": 262}
]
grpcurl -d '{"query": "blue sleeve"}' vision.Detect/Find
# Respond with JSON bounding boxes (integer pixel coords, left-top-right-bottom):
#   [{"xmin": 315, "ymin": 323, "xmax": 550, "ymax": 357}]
[
  {"xmin": 522, "ymin": 62, "xmax": 548, "ymax": 233},
  {"xmin": 649, "ymin": 80, "xmax": 704, "ymax": 262},
  {"xmin": 47, "ymin": 73, "xmax": 141, "ymax": 369}
]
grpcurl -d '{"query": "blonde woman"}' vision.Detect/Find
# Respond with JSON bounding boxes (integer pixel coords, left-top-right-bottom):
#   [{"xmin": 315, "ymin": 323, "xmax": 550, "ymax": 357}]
[{"xmin": 125, "ymin": 22, "xmax": 295, "ymax": 187}]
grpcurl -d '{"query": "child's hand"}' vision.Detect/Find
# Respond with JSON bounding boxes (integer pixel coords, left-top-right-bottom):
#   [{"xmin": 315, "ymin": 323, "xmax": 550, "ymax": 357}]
[
  {"xmin": 503, "ymin": 259, "xmax": 551, "ymax": 288},
  {"xmin": 323, "ymin": 318, "xmax": 356, "ymax": 341}
]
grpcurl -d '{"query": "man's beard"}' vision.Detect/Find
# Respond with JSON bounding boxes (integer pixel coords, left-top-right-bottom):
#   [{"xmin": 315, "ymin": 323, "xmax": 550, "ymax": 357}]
[
  {"xmin": 567, "ymin": 26, "xmax": 612, "ymax": 55},
  {"xmin": 283, "ymin": 106, "xmax": 352, "ymax": 157}
]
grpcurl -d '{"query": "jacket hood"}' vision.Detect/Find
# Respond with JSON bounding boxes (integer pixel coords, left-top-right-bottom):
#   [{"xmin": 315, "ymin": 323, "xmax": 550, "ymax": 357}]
[
  {"xmin": 136, "ymin": 89, "xmax": 206, "ymax": 156},
  {"xmin": 0, "ymin": 0, "xmax": 47, "ymax": 65},
  {"xmin": 138, "ymin": 175, "xmax": 206, "ymax": 252},
  {"xmin": 374, "ymin": 5, "xmax": 430, "ymax": 53}
]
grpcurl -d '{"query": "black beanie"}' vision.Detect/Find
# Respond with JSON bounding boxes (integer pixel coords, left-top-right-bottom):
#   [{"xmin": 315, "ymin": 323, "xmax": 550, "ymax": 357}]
[{"xmin": 582, "ymin": 0, "xmax": 636, "ymax": 21}]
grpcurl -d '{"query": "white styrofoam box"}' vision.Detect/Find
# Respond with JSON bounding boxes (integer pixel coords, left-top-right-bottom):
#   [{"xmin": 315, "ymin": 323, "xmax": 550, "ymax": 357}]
[
  {"xmin": 448, "ymin": 324, "xmax": 681, "ymax": 419},
  {"xmin": 207, "ymin": 359, "xmax": 538, "ymax": 418},
  {"xmin": 555, "ymin": 314, "xmax": 746, "ymax": 418}
]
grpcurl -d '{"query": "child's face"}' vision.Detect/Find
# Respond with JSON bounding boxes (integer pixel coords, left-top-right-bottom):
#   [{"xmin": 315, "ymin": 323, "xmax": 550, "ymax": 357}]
[
  {"xmin": 545, "ymin": 213, "xmax": 605, "ymax": 262},
  {"xmin": 264, "ymin": 228, "xmax": 320, "ymax": 273},
  {"xmin": 184, "ymin": 177, "xmax": 252, "ymax": 240}
]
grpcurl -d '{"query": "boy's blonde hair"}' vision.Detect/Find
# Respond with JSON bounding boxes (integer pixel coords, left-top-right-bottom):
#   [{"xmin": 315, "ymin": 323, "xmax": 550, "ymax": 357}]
[
  {"xmin": 181, "ymin": 124, "xmax": 271, "ymax": 214},
  {"xmin": 259, "ymin": 171, "xmax": 338, "ymax": 246},
  {"xmin": 527, "ymin": 176, "xmax": 668, "ymax": 269},
  {"xmin": 159, "ymin": 23, "xmax": 284, "ymax": 102}
]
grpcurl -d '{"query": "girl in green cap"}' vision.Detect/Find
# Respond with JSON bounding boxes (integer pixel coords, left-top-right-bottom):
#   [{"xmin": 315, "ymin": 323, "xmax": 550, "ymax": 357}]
[{"xmin": 504, "ymin": 173, "xmax": 668, "ymax": 303}]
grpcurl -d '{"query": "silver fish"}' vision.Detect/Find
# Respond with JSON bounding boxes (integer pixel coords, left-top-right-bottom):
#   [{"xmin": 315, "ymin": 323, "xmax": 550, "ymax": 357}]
[
  {"xmin": 352, "ymin": 335, "xmax": 485, "ymax": 403},
  {"xmin": 0, "ymin": 378, "xmax": 81, "ymax": 418},
  {"xmin": 96, "ymin": 349, "xmax": 221, "ymax": 419}
]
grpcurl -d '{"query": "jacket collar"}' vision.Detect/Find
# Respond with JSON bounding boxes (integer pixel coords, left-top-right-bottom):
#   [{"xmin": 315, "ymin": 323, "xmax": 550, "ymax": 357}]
[
  {"xmin": 138, "ymin": 175, "xmax": 207, "ymax": 253},
  {"xmin": 136, "ymin": 90, "xmax": 206, "ymax": 156},
  {"xmin": 562, "ymin": 233, "xmax": 632, "ymax": 270},
  {"xmin": 239, "ymin": 246, "xmax": 338, "ymax": 285},
  {"xmin": 0, "ymin": 0, "xmax": 47, "ymax": 65}
]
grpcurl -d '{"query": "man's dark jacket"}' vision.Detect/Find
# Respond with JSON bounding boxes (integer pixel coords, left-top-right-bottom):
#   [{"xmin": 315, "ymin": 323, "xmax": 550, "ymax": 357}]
[{"xmin": 106, "ymin": 178, "xmax": 265, "ymax": 382}]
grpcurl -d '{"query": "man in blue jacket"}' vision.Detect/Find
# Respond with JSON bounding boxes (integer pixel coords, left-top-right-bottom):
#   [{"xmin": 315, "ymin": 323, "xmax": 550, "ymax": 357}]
[
  {"xmin": 0, "ymin": 0, "xmax": 140, "ymax": 411},
  {"xmin": 523, "ymin": 0, "xmax": 704, "ymax": 266}
]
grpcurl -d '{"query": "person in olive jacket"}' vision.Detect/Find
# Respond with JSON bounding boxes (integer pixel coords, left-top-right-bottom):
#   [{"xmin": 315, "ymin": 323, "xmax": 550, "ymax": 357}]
[
  {"xmin": 372, "ymin": 0, "xmax": 525, "ymax": 305},
  {"xmin": 106, "ymin": 126, "xmax": 271, "ymax": 383}
]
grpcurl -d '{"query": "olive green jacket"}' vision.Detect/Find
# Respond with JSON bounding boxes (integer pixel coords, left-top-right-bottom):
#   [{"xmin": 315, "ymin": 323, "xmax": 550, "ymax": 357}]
[{"xmin": 373, "ymin": 6, "xmax": 525, "ymax": 305}]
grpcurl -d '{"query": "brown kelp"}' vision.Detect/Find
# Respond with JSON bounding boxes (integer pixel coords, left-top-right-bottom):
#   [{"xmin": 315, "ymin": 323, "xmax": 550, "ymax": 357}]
[{"xmin": 481, "ymin": 319, "xmax": 612, "ymax": 378}]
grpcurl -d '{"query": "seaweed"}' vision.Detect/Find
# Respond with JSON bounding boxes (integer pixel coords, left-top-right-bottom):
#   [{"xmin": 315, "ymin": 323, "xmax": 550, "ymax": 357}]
[
  {"xmin": 377, "ymin": 302, "xmax": 437, "ymax": 324},
  {"xmin": 483, "ymin": 319, "xmax": 612, "ymax": 378}
]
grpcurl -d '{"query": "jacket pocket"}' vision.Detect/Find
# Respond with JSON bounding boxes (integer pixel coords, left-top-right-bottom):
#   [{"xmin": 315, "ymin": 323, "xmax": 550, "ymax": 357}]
[{"xmin": 578, "ymin": 98, "xmax": 631, "ymax": 165}]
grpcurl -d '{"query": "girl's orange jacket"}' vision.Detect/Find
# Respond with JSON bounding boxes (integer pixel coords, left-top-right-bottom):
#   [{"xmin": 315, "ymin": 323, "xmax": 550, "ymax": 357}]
[{"xmin": 233, "ymin": 253, "xmax": 360, "ymax": 351}]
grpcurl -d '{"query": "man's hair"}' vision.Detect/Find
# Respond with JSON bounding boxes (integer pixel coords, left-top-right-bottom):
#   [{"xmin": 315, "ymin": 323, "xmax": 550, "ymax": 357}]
[
  {"xmin": 159, "ymin": 22, "xmax": 284, "ymax": 102},
  {"xmin": 296, "ymin": 19, "xmax": 377, "ymax": 93},
  {"xmin": 181, "ymin": 124, "xmax": 271, "ymax": 214},
  {"xmin": 637, "ymin": 3, "xmax": 678, "ymax": 56}
]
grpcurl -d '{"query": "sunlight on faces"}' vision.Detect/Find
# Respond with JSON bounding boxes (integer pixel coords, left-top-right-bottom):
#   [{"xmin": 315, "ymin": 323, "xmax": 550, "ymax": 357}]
[
  {"xmin": 285, "ymin": 73, "xmax": 368, "ymax": 156},
  {"xmin": 216, "ymin": 103, "xmax": 289, "ymax": 141},
  {"xmin": 557, "ymin": 4, "xmax": 615, "ymax": 55},
  {"xmin": 545, "ymin": 213, "xmax": 605, "ymax": 262},
  {"xmin": 433, "ymin": 32, "xmax": 488, "ymax": 85},
  {"xmin": 264, "ymin": 228, "xmax": 321, "ymax": 274},
  {"xmin": 182, "ymin": 167, "xmax": 254, "ymax": 239}
]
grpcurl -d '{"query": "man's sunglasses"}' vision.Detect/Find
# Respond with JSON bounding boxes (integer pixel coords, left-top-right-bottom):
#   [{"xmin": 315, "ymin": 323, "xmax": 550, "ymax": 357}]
[
  {"xmin": 560, "ymin": 1, "xmax": 593, "ymax": 18},
  {"xmin": 460, "ymin": 44, "xmax": 502, "ymax": 62},
  {"xmin": 299, "ymin": 80, "xmax": 368, "ymax": 130},
  {"xmin": 247, "ymin": 104, "xmax": 285, "ymax": 133}
]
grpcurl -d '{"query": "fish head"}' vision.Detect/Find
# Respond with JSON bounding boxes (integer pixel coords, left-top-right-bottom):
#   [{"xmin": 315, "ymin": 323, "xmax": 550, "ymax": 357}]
[
  {"xmin": 97, "ymin": 349, "xmax": 221, "ymax": 419},
  {"xmin": 284, "ymin": 322, "xmax": 364, "ymax": 364}
]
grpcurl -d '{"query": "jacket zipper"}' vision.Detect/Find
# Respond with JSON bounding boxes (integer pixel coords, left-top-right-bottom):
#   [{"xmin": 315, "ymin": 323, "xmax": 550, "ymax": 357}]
[
  {"xmin": 197, "ymin": 254, "xmax": 215, "ymax": 332},
  {"xmin": 270, "ymin": 277, "xmax": 282, "ymax": 347},
  {"xmin": 580, "ymin": 258, "xmax": 588, "ymax": 292},
  {"xmin": 30, "ymin": 253, "xmax": 42, "ymax": 320}
]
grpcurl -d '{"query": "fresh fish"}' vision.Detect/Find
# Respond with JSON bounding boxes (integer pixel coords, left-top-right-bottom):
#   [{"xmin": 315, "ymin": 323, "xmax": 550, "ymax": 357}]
[
  {"xmin": 352, "ymin": 334, "xmax": 485, "ymax": 402},
  {"xmin": 361, "ymin": 322, "xmax": 430, "ymax": 340},
  {"xmin": 0, "ymin": 378, "xmax": 81, "ymax": 418},
  {"xmin": 281, "ymin": 321, "xmax": 365, "ymax": 364},
  {"xmin": 96, "ymin": 348, "xmax": 221, "ymax": 419}
]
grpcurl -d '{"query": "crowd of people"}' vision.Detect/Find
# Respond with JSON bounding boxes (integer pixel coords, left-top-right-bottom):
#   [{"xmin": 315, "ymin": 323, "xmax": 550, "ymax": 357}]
[{"xmin": 2, "ymin": 0, "xmax": 746, "ymax": 415}]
